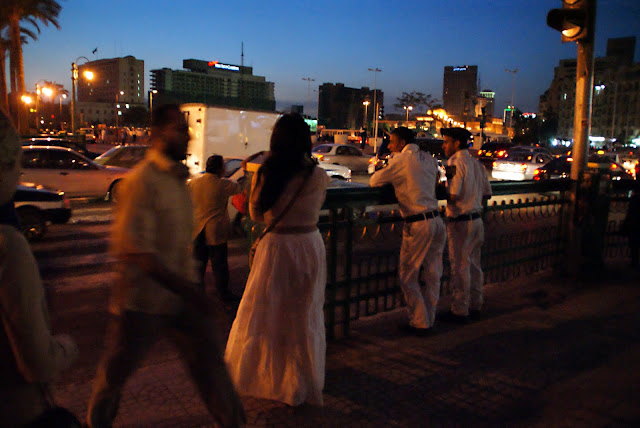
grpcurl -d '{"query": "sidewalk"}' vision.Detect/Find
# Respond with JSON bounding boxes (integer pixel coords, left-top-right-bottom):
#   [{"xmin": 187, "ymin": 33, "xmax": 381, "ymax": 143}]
[{"xmin": 53, "ymin": 261, "xmax": 640, "ymax": 427}]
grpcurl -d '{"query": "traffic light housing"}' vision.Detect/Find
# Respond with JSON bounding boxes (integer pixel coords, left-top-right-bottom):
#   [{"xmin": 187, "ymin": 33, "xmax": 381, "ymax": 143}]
[
  {"xmin": 547, "ymin": 0, "xmax": 595, "ymax": 43},
  {"xmin": 378, "ymin": 104, "xmax": 384, "ymax": 119}
]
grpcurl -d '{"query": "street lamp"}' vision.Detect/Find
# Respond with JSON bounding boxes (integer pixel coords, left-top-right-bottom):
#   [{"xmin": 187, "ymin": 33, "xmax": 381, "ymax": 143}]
[
  {"xmin": 115, "ymin": 91, "xmax": 124, "ymax": 129},
  {"xmin": 403, "ymin": 105, "xmax": 413, "ymax": 123},
  {"xmin": 149, "ymin": 89, "xmax": 158, "ymax": 121},
  {"xmin": 505, "ymin": 68, "xmax": 518, "ymax": 129},
  {"xmin": 71, "ymin": 56, "xmax": 94, "ymax": 134},
  {"xmin": 362, "ymin": 100, "xmax": 370, "ymax": 129},
  {"xmin": 368, "ymin": 67, "xmax": 382, "ymax": 152},
  {"xmin": 302, "ymin": 77, "xmax": 315, "ymax": 117}
]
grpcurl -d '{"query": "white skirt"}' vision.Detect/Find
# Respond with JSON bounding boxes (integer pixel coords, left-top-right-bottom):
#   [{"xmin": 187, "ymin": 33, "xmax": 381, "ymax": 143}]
[{"xmin": 225, "ymin": 230, "xmax": 326, "ymax": 406}]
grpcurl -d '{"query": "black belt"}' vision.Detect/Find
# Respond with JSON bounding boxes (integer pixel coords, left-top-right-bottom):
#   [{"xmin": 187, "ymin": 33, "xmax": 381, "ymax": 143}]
[
  {"xmin": 403, "ymin": 210, "xmax": 440, "ymax": 223},
  {"xmin": 447, "ymin": 212, "xmax": 481, "ymax": 222}
]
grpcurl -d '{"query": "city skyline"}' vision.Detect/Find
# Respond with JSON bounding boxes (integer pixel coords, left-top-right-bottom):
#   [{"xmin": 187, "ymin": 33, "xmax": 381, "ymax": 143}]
[{"xmin": 14, "ymin": 0, "xmax": 640, "ymax": 116}]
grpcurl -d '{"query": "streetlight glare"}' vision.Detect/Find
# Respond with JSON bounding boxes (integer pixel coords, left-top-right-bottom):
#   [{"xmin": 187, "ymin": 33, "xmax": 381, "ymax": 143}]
[
  {"xmin": 84, "ymin": 71, "xmax": 94, "ymax": 80},
  {"xmin": 21, "ymin": 95, "xmax": 33, "ymax": 105},
  {"xmin": 42, "ymin": 87, "xmax": 53, "ymax": 97}
]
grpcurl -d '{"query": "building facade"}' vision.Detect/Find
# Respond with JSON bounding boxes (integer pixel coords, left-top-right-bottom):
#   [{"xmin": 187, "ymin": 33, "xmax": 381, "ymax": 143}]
[
  {"xmin": 476, "ymin": 89, "xmax": 495, "ymax": 118},
  {"xmin": 443, "ymin": 65, "xmax": 478, "ymax": 119},
  {"xmin": 318, "ymin": 83, "xmax": 383, "ymax": 130},
  {"xmin": 150, "ymin": 59, "xmax": 275, "ymax": 112},
  {"xmin": 539, "ymin": 37, "xmax": 639, "ymax": 144},
  {"xmin": 77, "ymin": 56, "xmax": 145, "ymax": 125}
]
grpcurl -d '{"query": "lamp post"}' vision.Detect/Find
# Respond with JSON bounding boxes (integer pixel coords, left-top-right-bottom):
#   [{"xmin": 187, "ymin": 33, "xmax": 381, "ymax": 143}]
[
  {"xmin": 505, "ymin": 68, "xmax": 518, "ymax": 129},
  {"xmin": 115, "ymin": 90, "xmax": 124, "ymax": 130},
  {"xmin": 302, "ymin": 77, "xmax": 315, "ymax": 117},
  {"xmin": 403, "ymin": 105, "xmax": 413, "ymax": 123},
  {"xmin": 362, "ymin": 100, "xmax": 370, "ymax": 129},
  {"xmin": 368, "ymin": 67, "xmax": 381, "ymax": 152},
  {"xmin": 149, "ymin": 89, "xmax": 158, "ymax": 122},
  {"xmin": 71, "ymin": 56, "xmax": 93, "ymax": 134}
]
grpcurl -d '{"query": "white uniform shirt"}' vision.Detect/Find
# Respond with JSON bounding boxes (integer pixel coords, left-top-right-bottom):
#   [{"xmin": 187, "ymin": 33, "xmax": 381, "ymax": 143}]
[
  {"xmin": 446, "ymin": 149, "xmax": 491, "ymax": 218},
  {"xmin": 369, "ymin": 143, "xmax": 439, "ymax": 217}
]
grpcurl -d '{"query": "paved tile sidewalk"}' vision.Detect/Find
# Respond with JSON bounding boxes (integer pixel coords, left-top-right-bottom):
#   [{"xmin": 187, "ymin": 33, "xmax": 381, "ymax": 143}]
[{"xmin": 54, "ymin": 263, "xmax": 640, "ymax": 427}]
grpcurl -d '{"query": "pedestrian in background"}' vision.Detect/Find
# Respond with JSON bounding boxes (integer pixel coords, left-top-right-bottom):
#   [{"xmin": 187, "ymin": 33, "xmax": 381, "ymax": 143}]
[
  {"xmin": 440, "ymin": 127, "xmax": 492, "ymax": 324},
  {"xmin": 87, "ymin": 104, "xmax": 244, "ymax": 428},
  {"xmin": 225, "ymin": 113, "xmax": 329, "ymax": 406},
  {"xmin": 0, "ymin": 110, "xmax": 79, "ymax": 427},
  {"xmin": 190, "ymin": 155, "xmax": 244, "ymax": 301},
  {"xmin": 370, "ymin": 127, "xmax": 446, "ymax": 335}
]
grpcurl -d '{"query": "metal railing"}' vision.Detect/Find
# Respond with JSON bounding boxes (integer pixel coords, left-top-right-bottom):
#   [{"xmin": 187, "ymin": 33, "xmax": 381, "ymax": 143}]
[{"xmin": 248, "ymin": 178, "xmax": 634, "ymax": 339}]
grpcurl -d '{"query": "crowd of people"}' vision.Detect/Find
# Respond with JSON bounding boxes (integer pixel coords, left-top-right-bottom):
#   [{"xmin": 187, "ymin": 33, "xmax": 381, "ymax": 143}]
[{"xmin": 3, "ymin": 103, "xmax": 637, "ymax": 427}]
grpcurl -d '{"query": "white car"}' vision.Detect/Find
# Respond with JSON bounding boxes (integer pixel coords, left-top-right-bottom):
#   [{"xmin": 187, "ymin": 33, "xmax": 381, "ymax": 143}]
[
  {"xmin": 312, "ymin": 144, "xmax": 373, "ymax": 173},
  {"xmin": 21, "ymin": 146, "xmax": 129, "ymax": 200},
  {"xmin": 492, "ymin": 148, "xmax": 554, "ymax": 181}
]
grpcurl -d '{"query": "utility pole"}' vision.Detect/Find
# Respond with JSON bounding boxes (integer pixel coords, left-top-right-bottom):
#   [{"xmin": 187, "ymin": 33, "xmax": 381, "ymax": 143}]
[
  {"xmin": 368, "ymin": 67, "xmax": 381, "ymax": 152},
  {"xmin": 505, "ymin": 68, "xmax": 518, "ymax": 130},
  {"xmin": 547, "ymin": 0, "xmax": 598, "ymax": 275}
]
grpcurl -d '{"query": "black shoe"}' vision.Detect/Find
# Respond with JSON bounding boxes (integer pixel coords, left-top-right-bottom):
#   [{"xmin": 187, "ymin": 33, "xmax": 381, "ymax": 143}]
[
  {"xmin": 469, "ymin": 310, "xmax": 482, "ymax": 321},
  {"xmin": 398, "ymin": 324, "xmax": 436, "ymax": 337},
  {"xmin": 439, "ymin": 311, "xmax": 470, "ymax": 324}
]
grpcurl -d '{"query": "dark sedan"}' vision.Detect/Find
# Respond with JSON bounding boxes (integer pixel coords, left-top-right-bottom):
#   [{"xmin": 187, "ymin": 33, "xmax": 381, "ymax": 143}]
[
  {"xmin": 534, "ymin": 155, "xmax": 633, "ymax": 181},
  {"xmin": 14, "ymin": 183, "xmax": 72, "ymax": 240}
]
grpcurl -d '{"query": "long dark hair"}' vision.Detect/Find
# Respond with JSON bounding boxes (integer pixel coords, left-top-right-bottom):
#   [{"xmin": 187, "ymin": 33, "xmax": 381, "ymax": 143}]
[{"xmin": 256, "ymin": 113, "xmax": 314, "ymax": 212}]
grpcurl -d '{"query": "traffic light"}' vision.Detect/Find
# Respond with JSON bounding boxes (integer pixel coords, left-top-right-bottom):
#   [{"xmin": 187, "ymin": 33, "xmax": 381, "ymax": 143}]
[
  {"xmin": 378, "ymin": 104, "xmax": 384, "ymax": 119},
  {"xmin": 547, "ymin": 0, "xmax": 595, "ymax": 43}
]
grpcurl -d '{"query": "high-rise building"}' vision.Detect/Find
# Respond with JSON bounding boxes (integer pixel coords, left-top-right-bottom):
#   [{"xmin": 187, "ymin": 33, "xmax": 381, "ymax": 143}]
[
  {"xmin": 539, "ymin": 36, "xmax": 640, "ymax": 143},
  {"xmin": 318, "ymin": 83, "xmax": 383, "ymax": 130},
  {"xmin": 443, "ymin": 65, "xmax": 478, "ymax": 118},
  {"xmin": 150, "ymin": 59, "xmax": 275, "ymax": 111},
  {"xmin": 76, "ymin": 55, "xmax": 145, "ymax": 125},
  {"xmin": 477, "ymin": 89, "xmax": 495, "ymax": 118}
]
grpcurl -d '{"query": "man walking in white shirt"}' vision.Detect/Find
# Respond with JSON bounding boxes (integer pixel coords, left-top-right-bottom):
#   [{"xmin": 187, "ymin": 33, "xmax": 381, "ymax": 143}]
[
  {"xmin": 370, "ymin": 127, "xmax": 446, "ymax": 335},
  {"xmin": 440, "ymin": 127, "xmax": 492, "ymax": 324}
]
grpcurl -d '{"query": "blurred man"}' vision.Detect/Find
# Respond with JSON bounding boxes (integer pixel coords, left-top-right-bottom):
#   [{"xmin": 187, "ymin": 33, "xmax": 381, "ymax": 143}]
[
  {"xmin": 87, "ymin": 104, "xmax": 244, "ymax": 428},
  {"xmin": 440, "ymin": 127, "xmax": 491, "ymax": 324},
  {"xmin": 370, "ymin": 127, "xmax": 446, "ymax": 335}
]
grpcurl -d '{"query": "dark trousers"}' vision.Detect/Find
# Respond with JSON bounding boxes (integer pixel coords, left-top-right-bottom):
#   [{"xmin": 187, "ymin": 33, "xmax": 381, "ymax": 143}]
[
  {"xmin": 194, "ymin": 232, "xmax": 230, "ymax": 297},
  {"xmin": 87, "ymin": 310, "xmax": 242, "ymax": 428}
]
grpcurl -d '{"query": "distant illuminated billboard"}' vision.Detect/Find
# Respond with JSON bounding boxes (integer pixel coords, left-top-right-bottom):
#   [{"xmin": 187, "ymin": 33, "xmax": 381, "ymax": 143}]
[
  {"xmin": 453, "ymin": 66, "xmax": 468, "ymax": 71},
  {"xmin": 207, "ymin": 61, "xmax": 240, "ymax": 71},
  {"xmin": 304, "ymin": 118, "xmax": 317, "ymax": 133}
]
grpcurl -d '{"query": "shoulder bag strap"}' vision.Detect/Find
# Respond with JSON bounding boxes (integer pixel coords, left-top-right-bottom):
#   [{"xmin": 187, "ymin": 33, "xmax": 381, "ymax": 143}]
[{"xmin": 256, "ymin": 165, "xmax": 314, "ymax": 240}]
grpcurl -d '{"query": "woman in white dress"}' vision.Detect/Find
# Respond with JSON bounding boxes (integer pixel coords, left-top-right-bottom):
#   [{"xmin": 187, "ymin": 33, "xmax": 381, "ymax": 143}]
[{"xmin": 225, "ymin": 113, "xmax": 329, "ymax": 406}]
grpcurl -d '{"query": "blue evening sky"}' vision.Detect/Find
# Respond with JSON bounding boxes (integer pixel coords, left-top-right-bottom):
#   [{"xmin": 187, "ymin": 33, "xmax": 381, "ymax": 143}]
[{"xmin": 18, "ymin": 0, "xmax": 640, "ymax": 116}]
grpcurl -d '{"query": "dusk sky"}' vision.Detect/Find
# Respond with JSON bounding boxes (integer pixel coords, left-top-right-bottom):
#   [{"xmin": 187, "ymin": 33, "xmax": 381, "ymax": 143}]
[{"xmin": 18, "ymin": 0, "xmax": 640, "ymax": 116}]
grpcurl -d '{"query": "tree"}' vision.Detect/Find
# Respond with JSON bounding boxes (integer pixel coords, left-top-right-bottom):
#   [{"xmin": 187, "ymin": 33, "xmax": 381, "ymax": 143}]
[
  {"xmin": 393, "ymin": 91, "xmax": 440, "ymax": 113},
  {"xmin": 6, "ymin": 0, "xmax": 61, "ymax": 130},
  {"xmin": 122, "ymin": 106, "xmax": 150, "ymax": 128}
]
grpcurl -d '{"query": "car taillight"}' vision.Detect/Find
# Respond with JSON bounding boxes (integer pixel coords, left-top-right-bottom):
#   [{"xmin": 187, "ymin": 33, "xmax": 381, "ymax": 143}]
[
  {"xmin": 492, "ymin": 161, "xmax": 497, "ymax": 168},
  {"xmin": 520, "ymin": 164, "xmax": 527, "ymax": 171},
  {"xmin": 63, "ymin": 195, "xmax": 71, "ymax": 209},
  {"xmin": 317, "ymin": 154, "xmax": 324, "ymax": 161},
  {"xmin": 497, "ymin": 150, "xmax": 506, "ymax": 157},
  {"xmin": 369, "ymin": 157, "xmax": 375, "ymax": 164},
  {"xmin": 610, "ymin": 164, "xmax": 617, "ymax": 170}
]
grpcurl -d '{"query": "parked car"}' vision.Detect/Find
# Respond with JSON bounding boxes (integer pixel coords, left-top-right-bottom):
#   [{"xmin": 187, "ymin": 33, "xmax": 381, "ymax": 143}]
[
  {"xmin": 22, "ymin": 137, "xmax": 101, "ymax": 159},
  {"xmin": 492, "ymin": 150, "xmax": 554, "ymax": 181},
  {"xmin": 477, "ymin": 141, "xmax": 514, "ymax": 162},
  {"xmin": 93, "ymin": 144, "xmax": 150, "ymax": 168},
  {"xmin": 14, "ymin": 183, "xmax": 71, "ymax": 241},
  {"xmin": 533, "ymin": 155, "xmax": 633, "ymax": 181},
  {"xmin": 312, "ymin": 144, "xmax": 373, "ymax": 173},
  {"xmin": 21, "ymin": 146, "xmax": 129, "ymax": 201}
]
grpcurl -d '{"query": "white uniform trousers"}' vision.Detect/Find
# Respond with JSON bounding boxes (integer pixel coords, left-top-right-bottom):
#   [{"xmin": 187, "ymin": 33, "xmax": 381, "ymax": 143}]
[
  {"xmin": 447, "ymin": 218, "xmax": 484, "ymax": 316},
  {"xmin": 399, "ymin": 216, "xmax": 446, "ymax": 329}
]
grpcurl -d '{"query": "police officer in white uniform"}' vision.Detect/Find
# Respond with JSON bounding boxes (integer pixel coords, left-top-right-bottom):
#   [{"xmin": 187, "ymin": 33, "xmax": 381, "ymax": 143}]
[
  {"xmin": 370, "ymin": 127, "xmax": 447, "ymax": 335},
  {"xmin": 440, "ymin": 127, "xmax": 491, "ymax": 323}
]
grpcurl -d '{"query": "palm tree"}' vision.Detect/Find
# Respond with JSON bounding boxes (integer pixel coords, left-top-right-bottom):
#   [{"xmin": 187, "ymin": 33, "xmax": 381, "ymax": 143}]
[
  {"xmin": 1, "ymin": 18, "xmax": 37, "ymax": 116},
  {"xmin": 6, "ymin": 0, "xmax": 61, "ymax": 131}
]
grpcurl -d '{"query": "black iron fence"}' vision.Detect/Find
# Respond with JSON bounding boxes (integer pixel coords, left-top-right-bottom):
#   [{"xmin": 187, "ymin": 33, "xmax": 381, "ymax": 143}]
[{"xmin": 248, "ymin": 178, "xmax": 635, "ymax": 339}]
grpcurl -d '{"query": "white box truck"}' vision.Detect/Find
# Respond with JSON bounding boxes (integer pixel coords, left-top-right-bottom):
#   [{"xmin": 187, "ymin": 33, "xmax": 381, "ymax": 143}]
[{"xmin": 181, "ymin": 104, "xmax": 280, "ymax": 176}]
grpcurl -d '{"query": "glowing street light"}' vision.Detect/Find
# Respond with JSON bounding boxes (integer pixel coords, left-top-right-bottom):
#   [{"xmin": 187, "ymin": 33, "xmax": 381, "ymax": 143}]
[
  {"xmin": 21, "ymin": 95, "xmax": 33, "ymax": 105},
  {"xmin": 149, "ymin": 89, "xmax": 158, "ymax": 121},
  {"xmin": 363, "ymin": 100, "xmax": 370, "ymax": 129},
  {"xmin": 403, "ymin": 105, "xmax": 413, "ymax": 122},
  {"xmin": 71, "ymin": 56, "xmax": 94, "ymax": 133}
]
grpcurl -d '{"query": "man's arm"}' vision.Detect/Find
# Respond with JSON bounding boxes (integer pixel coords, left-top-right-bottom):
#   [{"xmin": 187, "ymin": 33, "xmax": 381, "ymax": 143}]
[{"xmin": 369, "ymin": 156, "xmax": 399, "ymax": 187}]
